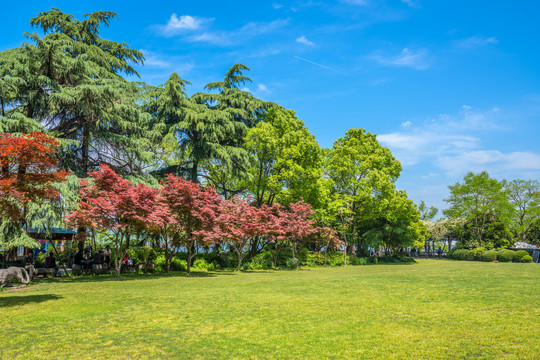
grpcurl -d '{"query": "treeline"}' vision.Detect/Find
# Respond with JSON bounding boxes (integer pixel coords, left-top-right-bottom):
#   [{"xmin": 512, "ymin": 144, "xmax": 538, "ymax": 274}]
[
  {"xmin": 0, "ymin": 9, "xmax": 426, "ymax": 268},
  {"xmin": 423, "ymin": 171, "xmax": 540, "ymax": 256}
]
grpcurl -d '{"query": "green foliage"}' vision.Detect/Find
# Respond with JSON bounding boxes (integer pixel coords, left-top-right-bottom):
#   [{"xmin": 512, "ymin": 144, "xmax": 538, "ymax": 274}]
[
  {"xmin": 520, "ymin": 255, "xmax": 533, "ymax": 263},
  {"xmin": 243, "ymin": 252, "xmax": 273, "ymax": 270},
  {"xmin": 171, "ymin": 258, "xmax": 188, "ymax": 271},
  {"xmin": 417, "ymin": 200, "xmax": 438, "ymax": 221},
  {"xmin": 472, "ymin": 247, "xmax": 486, "ymax": 260},
  {"xmin": 497, "ymin": 249, "xmax": 515, "ymax": 262},
  {"xmin": 286, "ymin": 257, "xmax": 301, "ymax": 270},
  {"xmin": 449, "ymin": 249, "xmax": 475, "ymax": 261},
  {"xmin": 0, "ymin": 8, "xmax": 156, "ymax": 176},
  {"xmin": 246, "ymin": 107, "xmax": 322, "ymax": 206},
  {"xmin": 481, "ymin": 250, "xmax": 498, "ymax": 262},
  {"xmin": 347, "ymin": 256, "xmax": 368, "ymax": 265},
  {"xmin": 513, "ymin": 250, "xmax": 530, "ymax": 263},
  {"xmin": 193, "ymin": 258, "xmax": 215, "ymax": 271},
  {"xmin": 444, "ymin": 171, "xmax": 513, "ymax": 247},
  {"xmin": 505, "ymin": 179, "xmax": 540, "ymax": 243}
]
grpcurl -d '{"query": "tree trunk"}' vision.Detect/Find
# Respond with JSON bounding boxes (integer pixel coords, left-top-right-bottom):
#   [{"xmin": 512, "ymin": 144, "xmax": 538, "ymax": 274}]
[
  {"xmin": 186, "ymin": 241, "xmax": 193, "ymax": 275},
  {"xmin": 191, "ymin": 161, "xmax": 198, "ymax": 183}
]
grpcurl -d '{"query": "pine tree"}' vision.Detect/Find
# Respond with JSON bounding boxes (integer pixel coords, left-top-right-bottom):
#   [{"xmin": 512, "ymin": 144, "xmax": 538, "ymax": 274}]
[{"xmin": 0, "ymin": 8, "xmax": 157, "ymax": 177}]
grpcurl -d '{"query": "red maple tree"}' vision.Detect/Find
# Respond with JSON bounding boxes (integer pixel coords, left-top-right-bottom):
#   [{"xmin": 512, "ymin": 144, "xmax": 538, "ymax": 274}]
[
  {"xmin": 159, "ymin": 174, "xmax": 223, "ymax": 275},
  {"xmin": 218, "ymin": 196, "xmax": 274, "ymax": 270},
  {"xmin": 0, "ymin": 132, "xmax": 68, "ymax": 224},
  {"xmin": 67, "ymin": 164, "xmax": 157, "ymax": 277}
]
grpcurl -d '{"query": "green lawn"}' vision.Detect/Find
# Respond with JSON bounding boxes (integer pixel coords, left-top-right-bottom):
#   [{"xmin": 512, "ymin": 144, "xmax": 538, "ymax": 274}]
[{"xmin": 1, "ymin": 260, "xmax": 539, "ymax": 359}]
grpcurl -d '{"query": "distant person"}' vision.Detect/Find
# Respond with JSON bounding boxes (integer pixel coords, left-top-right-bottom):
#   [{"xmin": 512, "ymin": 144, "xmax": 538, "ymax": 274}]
[
  {"xmin": 437, "ymin": 247, "xmax": 442, "ymax": 259},
  {"xmin": 45, "ymin": 252, "xmax": 59, "ymax": 277},
  {"xmin": 81, "ymin": 250, "xmax": 93, "ymax": 269},
  {"xmin": 121, "ymin": 251, "xmax": 132, "ymax": 270},
  {"xmin": 93, "ymin": 250, "xmax": 103, "ymax": 265},
  {"xmin": 84, "ymin": 244, "xmax": 93, "ymax": 255},
  {"xmin": 74, "ymin": 249, "xmax": 83, "ymax": 266},
  {"xmin": 103, "ymin": 245, "xmax": 112, "ymax": 267}
]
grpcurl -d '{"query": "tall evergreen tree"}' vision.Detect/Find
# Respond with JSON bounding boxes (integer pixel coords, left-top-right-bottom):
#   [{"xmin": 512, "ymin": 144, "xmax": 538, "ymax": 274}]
[
  {"xmin": 0, "ymin": 8, "xmax": 156, "ymax": 177},
  {"xmin": 151, "ymin": 72, "xmax": 249, "ymax": 183}
]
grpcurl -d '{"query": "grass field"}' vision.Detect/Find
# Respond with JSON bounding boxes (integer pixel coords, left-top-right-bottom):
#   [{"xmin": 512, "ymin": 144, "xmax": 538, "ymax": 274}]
[{"xmin": 1, "ymin": 259, "xmax": 539, "ymax": 359}]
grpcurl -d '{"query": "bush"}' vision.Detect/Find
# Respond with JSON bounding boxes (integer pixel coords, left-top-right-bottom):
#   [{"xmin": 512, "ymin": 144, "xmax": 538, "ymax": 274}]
[
  {"xmin": 520, "ymin": 255, "xmax": 533, "ymax": 263},
  {"xmin": 497, "ymin": 249, "xmax": 515, "ymax": 262},
  {"xmin": 170, "ymin": 258, "xmax": 187, "ymax": 271},
  {"xmin": 329, "ymin": 254, "xmax": 344, "ymax": 267},
  {"xmin": 193, "ymin": 258, "xmax": 215, "ymax": 271},
  {"xmin": 154, "ymin": 254, "xmax": 166, "ymax": 272},
  {"xmin": 472, "ymin": 247, "xmax": 486, "ymax": 261},
  {"xmin": 347, "ymin": 256, "xmax": 368, "ymax": 266},
  {"xmin": 286, "ymin": 257, "xmax": 301, "ymax": 270},
  {"xmin": 481, "ymin": 250, "xmax": 498, "ymax": 262},
  {"xmin": 245, "ymin": 252, "xmax": 272, "ymax": 270},
  {"xmin": 296, "ymin": 248, "xmax": 309, "ymax": 263},
  {"xmin": 450, "ymin": 249, "xmax": 474, "ymax": 261},
  {"xmin": 514, "ymin": 250, "xmax": 530, "ymax": 263}
]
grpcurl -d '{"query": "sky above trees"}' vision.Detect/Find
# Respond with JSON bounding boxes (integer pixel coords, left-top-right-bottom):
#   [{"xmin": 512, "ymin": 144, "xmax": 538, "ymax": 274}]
[{"xmin": 1, "ymin": 0, "xmax": 539, "ymax": 210}]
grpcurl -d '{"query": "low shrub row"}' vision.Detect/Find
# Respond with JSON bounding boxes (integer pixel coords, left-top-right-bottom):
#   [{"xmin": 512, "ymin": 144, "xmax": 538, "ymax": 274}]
[
  {"xmin": 118, "ymin": 247, "xmax": 408, "ymax": 272},
  {"xmin": 448, "ymin": 247, "xmax": 533, "ymax": 263}
]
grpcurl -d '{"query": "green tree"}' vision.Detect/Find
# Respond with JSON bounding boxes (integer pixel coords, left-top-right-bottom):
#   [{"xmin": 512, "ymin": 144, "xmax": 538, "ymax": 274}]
[
  {"xmin": 444, "ymin": 171, "xmax": 512, "ymax": 246},
  {"xmin": 245, "ymin": 107, "xmax": 323, "ymax": 207},
  {"xmin": 0, "ymin": 8, "xmax": 156, "ymax": 176},
  {"xmin": 326, "ymin": 128, "xmax": 402, "ymax": 255},
  {"xmin": 194, "ymin": 63, "xmax": 272, "ymax": 195},
  {"xmin": 361, "ymin": 189, "xmax": 425, "ymax": 255},
  {"xmin": 505, "ymin": 179, "xmax": 540, "ymax": 243},
  {"xmin": 417, "ymin": 200, "xmax": 438, "ymax": 221},
  {"xmin": 149, "ymin": 73, "xmax": 248, "ymax": 183}
]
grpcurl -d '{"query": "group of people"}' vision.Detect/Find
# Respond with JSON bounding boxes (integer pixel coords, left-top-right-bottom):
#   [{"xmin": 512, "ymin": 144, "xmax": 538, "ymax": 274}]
[{"xmin": 73, "ymin": 244, "xmax": 112, "ymax": 269}]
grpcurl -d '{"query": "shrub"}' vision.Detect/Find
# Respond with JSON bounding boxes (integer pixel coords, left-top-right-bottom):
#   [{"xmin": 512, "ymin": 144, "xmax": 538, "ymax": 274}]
[
  {"xmin": 286, "ymin": 257, "xmax": 301, "ymax": 270},
  {"xmin": 154, "ymin": 254, "xmax": 166, "ymax": 272},
  {"xmin": 296, "ymin": 248, "xmax": 309, "ymax": 263},
  {"xmin": 520, "ymin": 255, "xmax": 533, "ymax": 263},
  {"xmin": 481, "ymin": 250, "xmax": 498, "ymax": 262},
  {"xmin": 514, "ymin": 250, "xmax": 530, "ymax": 263},
  {"xmin": 348, "ymin": 256, "xmax": 368, "ymax": 265},
  {"xmin": 245, "ymin": 252, "xmax": 272, "ymax": 270},
  {"xmin": 472, "ymin": 247, "xmax": 486, "ymax": 261},
  {"xmin": 451, "ymin": 249, "xmax": 473, "ymax": 261},
  {"xmin": 193, "ymin": 258, "xmax": 215, "ymax": 271},
  {"xmin": 329, "ymin": 254, "xmax": 344, "ymax": 267},
  {"xmin": 170, "ymin": 258, "xmax": 187, "ymax": 271},
  {"xmin": 497, "ymin": 249, "xmax": 515, "ymax": 262}
]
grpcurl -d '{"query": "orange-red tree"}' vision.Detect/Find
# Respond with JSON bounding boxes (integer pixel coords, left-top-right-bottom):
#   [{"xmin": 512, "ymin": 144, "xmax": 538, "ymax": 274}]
[
  {"xmin": 66, "ymin": 165, "xmax": 157, "ymax": 277},
  {"xmin": 159, "ymin": 175, "xmax": 223, "ymax": 275},
  {"xmin": 0, "ymin": 132, "xmax": 67, "ymax": 249}
]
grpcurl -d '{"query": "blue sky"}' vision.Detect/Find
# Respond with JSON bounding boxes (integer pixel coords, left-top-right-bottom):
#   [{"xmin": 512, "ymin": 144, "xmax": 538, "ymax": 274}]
[{"xmin": 2, "ymin": 1, "xmax": 540, "ymax": 213}]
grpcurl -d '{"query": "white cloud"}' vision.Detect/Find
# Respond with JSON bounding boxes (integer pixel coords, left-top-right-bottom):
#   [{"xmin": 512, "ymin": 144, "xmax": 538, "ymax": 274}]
[
  {"xmin": 159, "ymin": 14, "xmax": 212, "ymax": 36},
  {"xmin": 188, "ymin": 19, "xmax": 288, "ymax": 45},
  {"xmin": 371, "ymin": 48, "xmax": 429, "ymax": 70},
  {"xmin": 296, "ymin": 35, "xmax": 315, "ymax": 46},
  {"xmin": 378, "ymin": 105, "xmax": 539, "ymax": 179},
  {"xmin": 137, "ymin": 49, "xmax": 194, "ymax": 79},
  {"xmin": 401, "ymin": 121, "xmax": 412, "ymax": 128},
  {"xmin": 155, "ymin": 15, "xmax": 287, "ymax": 44},
  {"xmin": 257, "ymin": 84, "xmax": 270, "ymax": 92},
  {"xmin": 273, "ymin": 3, "xmax": 283, "ymax": 9},
  {"xmin": 455, "ymin": 35, "xmax": 499, "ymax": 48}
]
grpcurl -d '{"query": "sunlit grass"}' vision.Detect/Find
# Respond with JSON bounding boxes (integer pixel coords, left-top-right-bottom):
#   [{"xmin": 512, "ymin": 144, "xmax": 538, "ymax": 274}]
[{"xmin": 1, "ymin": 260, "xmax": 539, "ymax": 359}]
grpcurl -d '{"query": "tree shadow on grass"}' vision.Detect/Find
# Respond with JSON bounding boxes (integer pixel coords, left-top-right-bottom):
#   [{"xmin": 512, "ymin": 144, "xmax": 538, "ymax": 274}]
[
  {"xmin": 0, "ymin": 294, "xmax": 63, "ymax": 308},
  {"xmin": 31, "ymin": 269, "xmax": 239, "ymax": 285}
]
